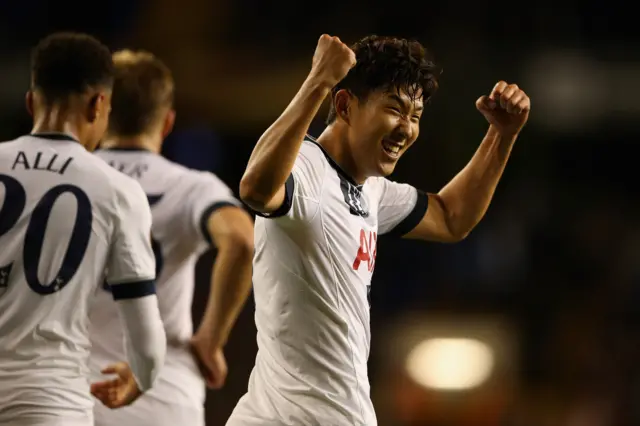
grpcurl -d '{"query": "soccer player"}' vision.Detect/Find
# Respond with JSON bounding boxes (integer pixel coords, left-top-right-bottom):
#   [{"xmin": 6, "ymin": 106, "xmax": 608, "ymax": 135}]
[
  {"xmin": 0, "ymin": 33, "xmax": 166, "ymax": 426},
  {"xmin": 229, "ymin": 34, "xmax": 531, "ymax": 425},
  {"xmin": 89, "ymin": 50, "xmax": 254, "ymax": 426}
]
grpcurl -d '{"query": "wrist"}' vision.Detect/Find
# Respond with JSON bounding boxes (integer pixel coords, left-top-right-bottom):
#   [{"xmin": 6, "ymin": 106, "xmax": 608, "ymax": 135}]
[
  {"xmin": 489, "ymin": 124, "xmax": 520, "ymax": 140},
  {"xmin": 193, "ymin": 327, "xmax": 225, "ymax": 349},
  {"xmin": 304, "ymin": 71, "xmax": 335, "ymax": 94}
]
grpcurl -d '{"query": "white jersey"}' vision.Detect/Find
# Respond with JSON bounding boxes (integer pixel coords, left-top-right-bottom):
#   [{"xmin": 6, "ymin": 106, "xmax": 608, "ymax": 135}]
[
  {"xmin": 0, "ymin": 134, "xmax": 155, "ymax": 424},
  {"xmin": 89, "ymin": 148, "xmax": 240, "ymax": 414},
  {"xmin": 228, "ymin": 138, "xmax": 428, "ymax": 426}
]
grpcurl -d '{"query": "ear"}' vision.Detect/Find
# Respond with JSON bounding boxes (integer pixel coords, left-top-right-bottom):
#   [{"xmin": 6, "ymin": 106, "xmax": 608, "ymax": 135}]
[
  {"xmin": 87, "ymin": 93, "xmax": 104, "ymax": 123},
  {"xmin": 161, "ymin": 109, "xmax": 176, "ymax": 139},
  {"xmin": 334, "ymin": 89, "xmax": 353, "ymax": 124},
  {"xmin": 25, "ymin": 91, "xmax": 34, "ymax": 117}
]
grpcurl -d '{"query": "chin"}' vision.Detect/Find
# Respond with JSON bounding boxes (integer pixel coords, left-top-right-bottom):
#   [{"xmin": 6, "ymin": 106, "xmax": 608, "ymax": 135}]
[{"xmin": 375, "ymin": 161, "xmax": 397, "ymax": 177}]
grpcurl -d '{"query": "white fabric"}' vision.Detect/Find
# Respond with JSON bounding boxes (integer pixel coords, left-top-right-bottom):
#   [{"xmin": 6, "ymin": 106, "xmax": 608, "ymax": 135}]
[
  {"xmin": 0, "ymin": 135, "xmax": 159, "ymax": 424},
  {"xmin": 228, "ymin": 139, "xmax": 423, "ymax": 426},
  {"xmin": 89, "ymin": 149, "xmax": 240, "ymax": 418}
]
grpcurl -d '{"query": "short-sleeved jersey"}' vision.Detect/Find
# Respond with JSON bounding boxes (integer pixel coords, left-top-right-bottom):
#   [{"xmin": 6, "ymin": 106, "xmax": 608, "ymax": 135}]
[
  {"xmin": 228, "ymin": 138, "xmax": 428, "ymax": 426},
  {"xmin": 89, "ymin": 148, "xmax": 241, "ymax": 409},
  {"xmin": 0, "ymin": 134, "xmax": 155, "ymax": 424}
]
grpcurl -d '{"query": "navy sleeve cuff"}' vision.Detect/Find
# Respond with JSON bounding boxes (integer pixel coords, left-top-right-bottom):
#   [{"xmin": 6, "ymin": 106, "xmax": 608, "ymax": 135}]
[
  {"xmin": 109, "ymin": 279, "xmax": 156, "ymax": 300},
  {"xmin": 249, "ymin": 174, "xmax": 295, "ymax": 219},
  {"xmin": 199, "ymin": 201, "xmax": 241, "ymax": 245},
  {"xmin": 385, "ymin": 190, "xmax": 429, "ymax": 238}
]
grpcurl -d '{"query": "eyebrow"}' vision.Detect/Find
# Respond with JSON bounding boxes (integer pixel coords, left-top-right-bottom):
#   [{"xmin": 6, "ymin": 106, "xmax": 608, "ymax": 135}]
[{"xmin": 389, "ymin": 93, "xmax": 424, "ymax": 112}]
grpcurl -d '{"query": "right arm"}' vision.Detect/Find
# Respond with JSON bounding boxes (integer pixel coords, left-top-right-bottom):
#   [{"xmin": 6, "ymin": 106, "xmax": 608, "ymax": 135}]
[{"xmin": 239, "ymin": 34, "xmax": 356, "ymax": 214}]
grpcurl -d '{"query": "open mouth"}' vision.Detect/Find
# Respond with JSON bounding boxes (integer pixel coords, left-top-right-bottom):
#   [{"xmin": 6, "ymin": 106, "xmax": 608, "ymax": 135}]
[{"xmin": 382, "ymin": 139, "xmax": 403, "ymax": 158}]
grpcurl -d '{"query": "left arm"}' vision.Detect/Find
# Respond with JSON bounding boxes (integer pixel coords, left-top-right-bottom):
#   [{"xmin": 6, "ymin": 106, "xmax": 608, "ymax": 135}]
[
  {"xmin": 183, "ymin": 173, "xmax": 254, "ymax": 389},
  {"xmin": 194, "ymin": 206, "xmax": 254, "ymax": 349},
  {"xmin": 406, "ymin": 81, "xmax": 530, "ymax": 242}
]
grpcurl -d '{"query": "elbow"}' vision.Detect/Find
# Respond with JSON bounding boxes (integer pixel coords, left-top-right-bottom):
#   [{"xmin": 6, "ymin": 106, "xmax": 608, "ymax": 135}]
[
  {"xmin": 444, "ymin": 217, "xmax": 473, "ymax": 243},
  {"xmin": 221, "ymin": 228, "xmax": 254, "ymax": 260},
  {"xmin": 434, "ymin": 194, "xmax": 474, "ymax": 243},
  {"xmin": 231, "ymin": 229, "xmax": 254, "ymax": 258},
  {"xmin": 449, "ymin": 229, "xmax": 471, "ymax": 243},
  {"xmin": 239, "ymin": 174, "xmax": 269, "ymax": 212}
]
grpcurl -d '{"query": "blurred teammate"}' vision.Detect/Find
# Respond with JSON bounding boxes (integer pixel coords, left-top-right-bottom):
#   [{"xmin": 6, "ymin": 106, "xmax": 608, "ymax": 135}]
[
  {"xmin": 0, "ymin": 33, "xmax": 166, "ymax": 426},
  {"xmin": 230, "ymin": 34, "xmax": 531, "ymax": 425},
  {"xmin": 89, "ymin": 50, "xmax": 254, "ymax": 426}
]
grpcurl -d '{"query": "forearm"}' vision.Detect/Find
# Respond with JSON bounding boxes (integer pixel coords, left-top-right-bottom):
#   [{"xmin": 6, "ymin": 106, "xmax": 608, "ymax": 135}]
[
  {"xmin": 116, "ymin": 295, "xmax": 166, "ymax": 391},
  {"xmin": 197, "ymin": 241, "xmax": 253, "ymax": 348},
  {"xmin": 239, "ymin": 75, "xmax": 330, "ymax": 209},
  {"xmin": 438, "ymin": 125, "xmax": 516, "ymax": 237}
]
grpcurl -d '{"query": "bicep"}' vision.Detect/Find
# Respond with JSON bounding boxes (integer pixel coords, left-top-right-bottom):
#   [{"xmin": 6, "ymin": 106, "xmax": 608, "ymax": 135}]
[
  {"xmin": 247, "ymin": 175, "xmax": 293, "ymax": 217},
  {"xmin": 250, "ymin": 164, "xmax": 322, "ymax": 221},
  {"xmin": 206, "ymin": 205, "xmax": 254, "ymax": 250},
  {"xmin": 403, "ymin": 193, "xmax": 461, "ymax": 243}
]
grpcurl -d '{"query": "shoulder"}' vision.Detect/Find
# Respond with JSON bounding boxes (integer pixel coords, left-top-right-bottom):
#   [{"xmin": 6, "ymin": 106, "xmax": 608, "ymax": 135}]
[
  {"xmin": 290, "ymin": 137, "xmax": 330, "ymax": 190},
  {"xmin": 297, "ymin": 138, "xmax": 328, "ymax": 169},
  {"xmin": 108, "ymin": 170, "xmax": 148, "ymax": 212}
]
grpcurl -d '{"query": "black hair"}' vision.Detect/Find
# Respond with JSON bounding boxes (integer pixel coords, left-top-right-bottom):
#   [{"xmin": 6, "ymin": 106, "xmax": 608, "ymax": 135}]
[
  {"xmin": 31, "ymin": 32, "xmax": 114, "ymax": 104},
  {"xmin": 326, "ymin": 35, "xmax": 440, "ymax": 124}
]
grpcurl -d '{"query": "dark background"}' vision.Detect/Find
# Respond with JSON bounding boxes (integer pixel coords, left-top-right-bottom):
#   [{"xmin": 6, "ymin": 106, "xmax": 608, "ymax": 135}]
[{"xmin": 0, "ymin": 1, "xmax": 638, "ymax": 424}]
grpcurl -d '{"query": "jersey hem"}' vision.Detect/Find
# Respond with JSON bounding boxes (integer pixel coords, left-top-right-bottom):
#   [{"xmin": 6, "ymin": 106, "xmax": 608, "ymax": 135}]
[
  {"xmin": 110, "ymin": 279, "xmax": 156, "ymax": 300},
  {"xmin": 249, "ymin": 174, "xmax": 295, "ymax": 219},
  {"xmin": 199, "ymin": 201, "xmax": 241, "ymax": 244},
  {"xmin": 384, "ymin": 190, "xmax": 429, "ymax": 237}
]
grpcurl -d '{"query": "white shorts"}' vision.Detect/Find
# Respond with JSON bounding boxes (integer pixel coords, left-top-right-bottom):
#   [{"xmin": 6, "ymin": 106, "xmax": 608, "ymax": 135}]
[{"xmin": 93, "ymin": 397, "xmax": 204, "ymax": 426}]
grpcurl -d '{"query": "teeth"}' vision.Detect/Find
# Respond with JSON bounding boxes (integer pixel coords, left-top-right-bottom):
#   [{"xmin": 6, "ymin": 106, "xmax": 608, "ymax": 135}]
[{"xmin": 383, "ymin": 140, "xmax": 401, "ymax": 155}]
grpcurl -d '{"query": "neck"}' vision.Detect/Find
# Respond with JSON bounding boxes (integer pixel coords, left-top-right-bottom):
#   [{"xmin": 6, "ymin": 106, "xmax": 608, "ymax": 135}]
[
  {"xmin": 316, "ymin": 125, "xmax": 366, "ymax": 184},
  {"xmin": 31, "ymin": 108, "xmax": 81, "ymax": 143},
  {"xmin": 100, "ymin": 133, "xmax": 162, "ymax": 153}
]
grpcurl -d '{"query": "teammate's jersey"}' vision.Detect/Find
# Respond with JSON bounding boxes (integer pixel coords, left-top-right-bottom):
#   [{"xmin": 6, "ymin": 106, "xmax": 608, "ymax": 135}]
[
  {"xmin": 89, "ymin": 148, "xmax": 240, "ymax": 411},
  {"xmin": 228, "ymin": 138, "xmax": 428, "ymax": 426},
  {"xmin": 0, "ymin": 134, "xmax": 155, "ymax": 424}
]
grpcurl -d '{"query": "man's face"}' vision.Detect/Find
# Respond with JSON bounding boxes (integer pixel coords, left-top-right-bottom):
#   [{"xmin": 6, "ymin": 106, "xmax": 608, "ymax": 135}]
[{"xmin": 347, "ymin": 87, "xmax": 424, "ymax": 178}]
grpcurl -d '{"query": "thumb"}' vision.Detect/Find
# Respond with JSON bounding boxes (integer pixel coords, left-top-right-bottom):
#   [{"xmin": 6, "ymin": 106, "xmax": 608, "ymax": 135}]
[{"xmin": 476, "ymin": 95, "xmax": 497, "ymax": 114}]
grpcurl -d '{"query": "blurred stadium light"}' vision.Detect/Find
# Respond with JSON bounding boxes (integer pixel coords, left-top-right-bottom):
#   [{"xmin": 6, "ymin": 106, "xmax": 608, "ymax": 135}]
[
  {"xmin": 405, "ymin": 337, "xmax": 494, "ymax": 391},
  {"xmin": 523, "ymin": 49, "xmax": 640, "ymax": 133},
  {"xmin": 374, "ymin": 313, "xmax": 517, "ymax": 425}
]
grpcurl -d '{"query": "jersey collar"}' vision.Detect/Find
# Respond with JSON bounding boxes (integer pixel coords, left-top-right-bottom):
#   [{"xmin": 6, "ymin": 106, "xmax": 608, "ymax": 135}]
[
  {"xmin": 305, "ymin": 134, "xmax": 362, "ymax": 189},
  {"xmin": 99, "ymin": 146, "xmax": 152, "ymax": 152},
  {"xmin": 30, "ymin": 132, "xmax": 79, "ymax": 143}
]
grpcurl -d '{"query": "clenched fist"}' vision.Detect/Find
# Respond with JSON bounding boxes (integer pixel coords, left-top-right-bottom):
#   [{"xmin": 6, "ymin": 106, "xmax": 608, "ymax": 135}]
[
  {"xmin": 476, "ymin": 81, "xmax": 531, "ymax": 136},
  {"xmin": 309, "ymin": 34, "xmax": 356, "ymax": 89}
]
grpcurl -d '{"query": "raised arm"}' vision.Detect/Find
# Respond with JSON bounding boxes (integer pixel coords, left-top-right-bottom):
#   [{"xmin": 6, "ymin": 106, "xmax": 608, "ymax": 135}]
[
  {"xmin": 406, "ymin": 81, "xmax": 531, "ymax": 242},
  {"xmin": 239, "ymin": 34, "xmax": 355, "ymax": 214}
]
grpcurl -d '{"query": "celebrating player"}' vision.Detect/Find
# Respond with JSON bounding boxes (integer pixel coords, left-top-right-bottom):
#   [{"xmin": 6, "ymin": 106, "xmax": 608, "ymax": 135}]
[
  {"xmin": 89, "ymin": 50, "xmax": 254, "ymax": 426},
  {"xmin": 229, "ymin": 34, "xmax": 530, "ymax": 425},
  {"xmin": 0, "ymin": 33, "xmax": 166, "ymax": 426}
]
